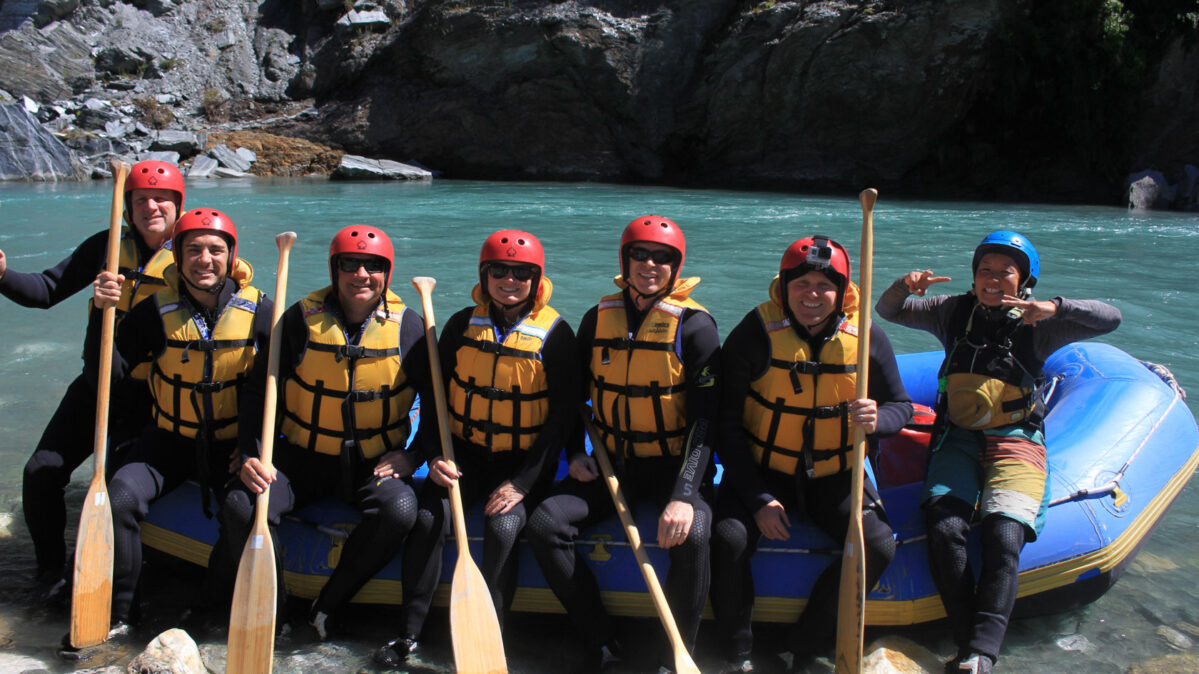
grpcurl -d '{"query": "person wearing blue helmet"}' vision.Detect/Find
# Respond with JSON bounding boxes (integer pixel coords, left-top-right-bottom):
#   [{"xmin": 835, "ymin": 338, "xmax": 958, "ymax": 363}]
[{"xmin": 876, "ymin": 230, "xmax": 1122, "ymax": 674}]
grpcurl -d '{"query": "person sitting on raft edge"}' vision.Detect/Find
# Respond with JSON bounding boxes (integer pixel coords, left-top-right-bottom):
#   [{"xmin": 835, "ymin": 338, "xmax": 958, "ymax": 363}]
[
  {"xmin": 526, "ymin": 215, "xmax": 720, "ymax": 674},
  {"xmin": 875, "ymin": 230, "xmax": 1122, "ymax": 674},
  {"xmin": 377, "ymin": 229, "xmax": 577, "ymax": 666},
  {"xmin": 225, "ymin": 225, "xmax": 435, "ymax": 647},
  {"xmin": 710, "ymin": 235, "xmax": 913, "ymax": 673}
]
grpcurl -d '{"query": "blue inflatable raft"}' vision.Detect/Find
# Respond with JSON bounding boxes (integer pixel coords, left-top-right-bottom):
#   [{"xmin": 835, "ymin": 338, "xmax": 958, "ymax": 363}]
[{"xmin": 140, "ymin": 342, "xmax": 1199, "ymax": 625}]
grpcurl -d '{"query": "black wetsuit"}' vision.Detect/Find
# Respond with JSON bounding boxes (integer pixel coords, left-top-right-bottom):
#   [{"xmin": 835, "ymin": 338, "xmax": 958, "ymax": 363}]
[
  {"xmin": 526, "ymin": 289, "xmax": 720, "ymax": 666},
  {"xmin": 94, "ymin": 277, "xmax": 273, "ymax": 623},
  {"xmin": 400, "ymin": 301, "xmax": 578, "ymax": 636},
  {"xmin": 1, "ymin": 230, "xmax": 154, "ymax": 580},
  {"xmin": 223, "ymin": 293, "xmax": 432, "ymax": 624},
  {"xmin": 709, "ymin": 310, "xmax": 912, "ymax": 662}
]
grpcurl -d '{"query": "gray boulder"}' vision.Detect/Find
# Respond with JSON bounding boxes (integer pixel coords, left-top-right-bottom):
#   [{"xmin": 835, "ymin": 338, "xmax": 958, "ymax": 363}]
[
  {"xmin": 209, "ymin": 143, "xmax": 252, "ymax": 173},
  {"xmin": 212, "ymin": 166, "xmax": 252, "ymax": 178},
  {"xmin": 333, "ymin": 155, "xmax": 433, "ymax": 180},
  {"xmin": 0, "ymin": 102, "xmax": 79, "ymax": 180},
  {"xmin": 150, "ymin": 130, "xmax": 203, "ymax": 156},
  {"xmin": 140, "ymin": 150, "xmax": 180, "ymax": 164},
  {"xmin": 187, "ymin": 155, "xmax": 218, "ymax": 178},
  {"xmin": 1127, "ymin": 170, "xmax": 1173, "ymax": 210},
  {"xmin": 235, "ymin": 147, "xmax": 257, "ymax": 164}
]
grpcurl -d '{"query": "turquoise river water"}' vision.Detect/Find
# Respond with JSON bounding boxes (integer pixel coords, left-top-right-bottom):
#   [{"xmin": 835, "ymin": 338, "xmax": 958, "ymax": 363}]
[{"xmin": 0, "ymin": 179, "xmax": 1195, "ymax": 673}]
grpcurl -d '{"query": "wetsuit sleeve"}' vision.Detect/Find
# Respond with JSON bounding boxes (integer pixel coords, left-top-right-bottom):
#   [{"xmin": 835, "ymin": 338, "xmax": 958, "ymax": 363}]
[
  {"xmin": 0, "ymin": 230, "xmax": 107, "ymax": 308},
  {"xmin": 867, "ymin": 323, "xmax": 914, "ymax": 438},
  {"xmin": 510, "ymin": 319, "xmax": 579, "ymax": 494},
  {"xmin": 397, "ymin": 306, "xmax": 434, "ymax": 462},
  {"xmin": 571, "ymin": 306, "xmax": 599, "ymax": 462},
  {"xmin": 875, "ymin": 276, "xmax": 957, "ymax": 347},
  {"xmin": 87, "ymin": 294, "xmax": 164, "ymax": 389},
  {"xmin": 671, "ymin": 308, "xmax": 720, "ymax": 504},
  {"xmin": 715, "ymin": 311, "xmax": 777, "ymax": 513},
  {"xmin": 1031, "ymin": 298, "xmax": 1122, "ymax": 360}
]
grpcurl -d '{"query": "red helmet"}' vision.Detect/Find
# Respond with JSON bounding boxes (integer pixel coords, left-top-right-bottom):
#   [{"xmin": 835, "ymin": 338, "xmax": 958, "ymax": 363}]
[
  {"xmin": 619, "ymin": 215, "xmax": 685, "ymax": 281},
  {"xmin": 479, "ymin": 230, "xmax": 544, "ymax": 294},
  {"xmin": 125, "ymin": 160, "xmax": 185, "ymax": 223},
  {"xmin": 479, "ymin": 230, "xmax": 544, "ymax": 272},
  {"xmin": 330, "ymin": 225, "xmax": 394, "ymax": 286},
  {"xmin": 780, "ymin": 235, "xmax": 851, "ymax": 291},
  {"xmin": 172, "ymin": 208, "xmax": 238, "ymax": 276}
]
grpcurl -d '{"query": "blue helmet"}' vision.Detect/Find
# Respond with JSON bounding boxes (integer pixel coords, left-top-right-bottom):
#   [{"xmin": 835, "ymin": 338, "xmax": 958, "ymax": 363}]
[{"xmin": 972, "ymin": 230, "xmax": 1040, "ymax": 289}]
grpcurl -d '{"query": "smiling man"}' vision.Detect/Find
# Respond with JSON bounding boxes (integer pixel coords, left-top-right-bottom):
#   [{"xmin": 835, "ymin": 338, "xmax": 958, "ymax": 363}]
[
  {"xmin": 82, "ymin": 208, "xmax": 272, "ymax": 643},
  {"xmin": 0, "ymin": 160, "xmax": 185, "ymax": 600},
  {"xmin": 224, "ymin": 225, "xmax": 434, "ymax": 648},
  {"xmin": 710, "ymin": 235, "xmax": 913, "ymax": 672}
]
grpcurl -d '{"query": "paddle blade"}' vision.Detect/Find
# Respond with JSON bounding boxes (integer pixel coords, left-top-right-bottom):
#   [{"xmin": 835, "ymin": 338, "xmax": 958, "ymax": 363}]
[
  {"xmin": 834, "ymin": 499, "xmax": 867, "ymax": 673},
  {"xmin": 70, "ymin": 475, "xmax": 113, "ymax": 648},
  {"xmin": 227, "ymin": 523, "xmax": 277, "ymax": 674},
  {"xmin": 449, "ymin": 554, "xmax": 507, "ymax": 674}
]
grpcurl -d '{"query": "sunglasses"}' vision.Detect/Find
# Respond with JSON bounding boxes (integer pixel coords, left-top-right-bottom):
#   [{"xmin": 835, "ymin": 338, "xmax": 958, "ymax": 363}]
[
  {"xmin": 337, "ymin": 256, "xmax": 388, "ymax": 274},
  {"xmin": 628, "ymin": 246, "xmax": 676, "ymax": 265},
  {"xmin": 486, "ymin": 264, "xmax": 536, "ymax": 281}
]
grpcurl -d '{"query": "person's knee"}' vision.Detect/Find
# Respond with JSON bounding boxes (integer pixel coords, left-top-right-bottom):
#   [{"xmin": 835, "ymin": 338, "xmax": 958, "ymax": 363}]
[
  {"xmin": 23, "ymin": 449, "xmax": 66, "ymax": 486},
  {"xmin": 711, "ymin": 516, "xmax": 748, "ymax": 560},
  {"xmin": 981, "ymin": 514, "xmax": 1025, "ymax": 565},
  {"xmin": 925, "ymin": 496, "xmax": 973, "ymax": 548},
  {"xmin": 526, "ymin": 499, "xmax": 572, "ymax": 550}
]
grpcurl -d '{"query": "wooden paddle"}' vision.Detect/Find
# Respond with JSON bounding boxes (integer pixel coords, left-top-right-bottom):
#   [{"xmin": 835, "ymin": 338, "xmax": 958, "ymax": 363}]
[
  {"xmin": 412, "ymin": 276, "xmax": 508, "ymax": 674},
  {"xmin": 580, "ymin": 409, "xmax": 701, "ymax": 674},
  {"xmin": 69, "ymin": 159, "xmax": 130, "ymax": 648},
  {"xmin": 834, "ymin": 188, "xmax": 877, "ymax": 673},
  {"xmin": 226, "ymin": 231, "xmax": 297, "ymax": 674}
]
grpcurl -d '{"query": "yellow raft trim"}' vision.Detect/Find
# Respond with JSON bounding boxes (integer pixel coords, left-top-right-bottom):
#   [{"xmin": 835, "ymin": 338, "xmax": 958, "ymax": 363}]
[{"xmin": 139, "ymin": 443, "xmax": 1198, "ymax": 623}]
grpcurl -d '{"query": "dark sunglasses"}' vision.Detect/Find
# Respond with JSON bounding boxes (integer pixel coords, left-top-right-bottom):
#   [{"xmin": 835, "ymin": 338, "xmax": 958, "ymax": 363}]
[
  {"xmin": 336, "ymin": 256, "xmax": 388, "ymax": 274},
  {"xmin": 486, "ymin": 264, "xmax": 536, "ymax": 281},
  {"xmin": 628, "ymin": 246, "xmax": 675, "ymax": 265}
]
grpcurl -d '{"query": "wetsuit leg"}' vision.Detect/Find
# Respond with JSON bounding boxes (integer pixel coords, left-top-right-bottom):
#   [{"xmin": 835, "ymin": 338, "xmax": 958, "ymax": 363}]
[
  {"xmin": 218, "ymin": 470, "xmax": 294, "ymax": 617},
  {"xmin": 22, "ymin": 375, "xmax": 96, "ymax": 577},
  {"xmin": 483, "ymin": 500, "xmax": 527, "ymax": 630},
  {"xmin": 526, "ymin": 478, "xmax": 616, "ymax": 650},
  {"xmin": 969, "ymin": 514, "xmax": 1025, "ymax": 661},
  {"xmin": 789, "ymin": 471, "xmax": 896, "ymax": 659},
  {"xmin": 664, "ymin": 494, "xmax": 712, "ymax": 656},
  {"xmin": 709, "ymin": 491, "xmax": 760, "ymax": 661},
  {"xmin": 400, "ymin": 478, "xmax": 451, "ymax": 638},
  {"xmin": 925, "ymin": 494, "xmax": 978, "ymax": 655},
  {"xmin": 318, "ymin": 474, "xmax": 418, "ymax": 616}
]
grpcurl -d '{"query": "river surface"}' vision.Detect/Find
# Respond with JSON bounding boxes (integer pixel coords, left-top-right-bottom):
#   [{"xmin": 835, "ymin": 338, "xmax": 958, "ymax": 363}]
[{"xmin": 0, "ymin": 179, "xmax": 1196, "ymax": 673}]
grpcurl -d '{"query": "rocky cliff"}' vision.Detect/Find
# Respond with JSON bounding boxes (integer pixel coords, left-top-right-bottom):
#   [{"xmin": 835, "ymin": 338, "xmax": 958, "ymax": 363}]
[{"xmin": 0, "ymin": 0, "xmax": 1195, "ymax": 206}]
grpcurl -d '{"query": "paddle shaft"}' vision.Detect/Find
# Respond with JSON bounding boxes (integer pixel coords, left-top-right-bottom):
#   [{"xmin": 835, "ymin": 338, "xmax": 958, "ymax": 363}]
[
  {"xmin": 92, "ymin": 160, "xmax": 130, "ymax": 480},
  {"xmin": 226, "ymin": 231, "xmax": 296, "ymax": 674},
  {"xmin": 412, "ymin": 276, "xmax": 508, "ymax": 674},
  {"xmin": 411, "ymin": 277, "xmax": 473, "ymax": 554},
  {"xmin": 69, "ymin": 159, "xmax": 129, "ymax": 648},
  {"xmin": 252, "ymin": 233, "xmax": 296, "ymax": 532},
  {"xmin": 581, "ymin": 410, "xmax": 701, "ymax": 674},
  {"xmin": 835, "ymin": 188, "xmax": 876, "ymax": 673}
]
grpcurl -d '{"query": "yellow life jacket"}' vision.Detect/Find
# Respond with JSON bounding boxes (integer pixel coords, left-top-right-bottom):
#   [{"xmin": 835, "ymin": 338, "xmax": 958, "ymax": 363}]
[
  {"xmin": 741, "ymin": 277, "xmax": 861, "ymax": 478},
  {"xmin": 279, "ymin": 287, "xmax": 415, "ymax": 459},
  {"xmin": 589, "ymin": 277, "xmax": 706, "ymax": 458},
  {"xmin": 940, "ymin": 297, "xmax": 1041, "ymax": 430},
  {"xmin": 447, "ymin": 278, "xmax": 559, "ymax": 453},
  {"xmin": 85, "ymin": 228, "xmax": 176, "ymax": 380},
  {"xmin": 147, "ymin": 259, "xmax": 260, "ymax": 441}
]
